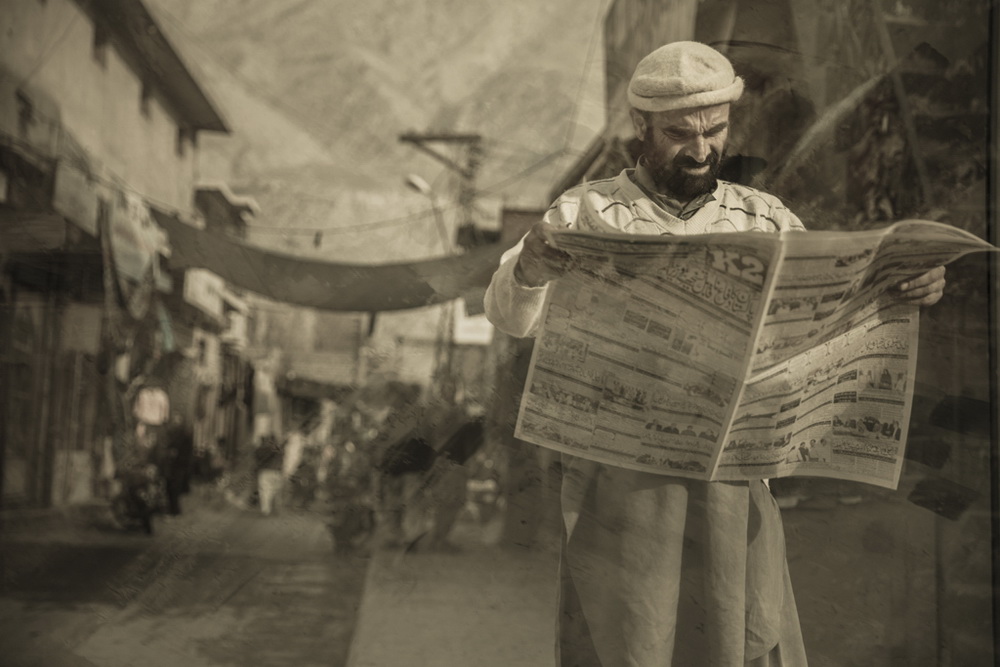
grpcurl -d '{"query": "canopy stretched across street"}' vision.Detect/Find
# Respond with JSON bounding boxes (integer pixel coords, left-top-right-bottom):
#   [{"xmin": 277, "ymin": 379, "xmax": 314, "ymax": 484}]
[{"xmin": 154, "ymin": 209, "xmax": 513, "ymax": 312}]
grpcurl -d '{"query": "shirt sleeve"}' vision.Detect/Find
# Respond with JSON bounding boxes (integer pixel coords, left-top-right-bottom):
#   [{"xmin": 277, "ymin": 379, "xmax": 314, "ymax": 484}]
[
  {"xmin": 483, "ymin": 194, "xmax": 580, "ymax": 338},
  {"xmin": 771, "ymin": 199, "xmax": 806, "ymax": 231}
]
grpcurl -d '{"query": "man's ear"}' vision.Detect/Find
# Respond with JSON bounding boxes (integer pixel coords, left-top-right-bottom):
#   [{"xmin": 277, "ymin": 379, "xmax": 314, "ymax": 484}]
[{"xmin": 629, "ymin": 108, "xmax": 648, "ymax": 142}]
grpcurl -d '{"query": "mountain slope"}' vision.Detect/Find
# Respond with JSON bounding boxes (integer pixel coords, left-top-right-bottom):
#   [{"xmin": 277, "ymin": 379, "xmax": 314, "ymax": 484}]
[{"xmin": 152, "ymin": 0, "xmax": 605, "ymax": 198}]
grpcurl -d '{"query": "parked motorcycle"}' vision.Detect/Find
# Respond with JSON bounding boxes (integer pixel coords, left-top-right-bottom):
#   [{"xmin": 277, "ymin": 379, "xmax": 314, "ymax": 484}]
[{"xmin": 110, "ymin": 463, "xmax": 165, "ymax": 535}]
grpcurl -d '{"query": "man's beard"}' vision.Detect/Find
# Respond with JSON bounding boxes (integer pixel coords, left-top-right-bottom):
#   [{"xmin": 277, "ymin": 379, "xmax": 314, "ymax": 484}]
[{"xmin": 643, "ymin": 133, "xmax": 722, "ymax": 200}]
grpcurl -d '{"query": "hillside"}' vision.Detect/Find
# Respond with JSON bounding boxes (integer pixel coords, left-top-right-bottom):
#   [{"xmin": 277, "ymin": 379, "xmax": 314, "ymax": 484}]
[{"xmin": 149, "ymin": 0, "xmax": 607, "ymax": 262}]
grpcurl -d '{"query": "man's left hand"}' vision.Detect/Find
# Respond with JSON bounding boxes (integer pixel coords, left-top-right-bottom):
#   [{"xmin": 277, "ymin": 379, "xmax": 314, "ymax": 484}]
[{"xmin": 893, "ymin": 266, "xmax": 946, "ymax": 307}]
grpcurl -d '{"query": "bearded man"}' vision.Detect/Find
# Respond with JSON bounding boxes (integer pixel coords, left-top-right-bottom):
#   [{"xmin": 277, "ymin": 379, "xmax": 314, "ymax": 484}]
[{"xmin": 484, "ymin": 41, "xmax": 945, "ymax": 667}]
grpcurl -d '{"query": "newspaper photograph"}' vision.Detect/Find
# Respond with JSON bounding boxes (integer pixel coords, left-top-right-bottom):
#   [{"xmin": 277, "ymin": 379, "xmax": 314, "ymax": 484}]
[{"xmin": 514, "ymin": 220, "xmax": 995, "ymax": 488}]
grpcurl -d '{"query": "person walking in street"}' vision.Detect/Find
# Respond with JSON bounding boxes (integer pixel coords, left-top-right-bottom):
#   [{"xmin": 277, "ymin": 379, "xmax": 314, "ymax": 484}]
[
  {"xmin": 162, "ymin": 412, "xmax": 195, "ymax": 517},
  {"xmin": 484, "ymin": 41, "xmax": 947, "ymax": 667},
  {"xmin": 255, "ymin": 433, "xmax": 285, "ymax": 516},
  {"xmin": 416, "ymin": 410, "xmax": 487, "ymax": 552}
]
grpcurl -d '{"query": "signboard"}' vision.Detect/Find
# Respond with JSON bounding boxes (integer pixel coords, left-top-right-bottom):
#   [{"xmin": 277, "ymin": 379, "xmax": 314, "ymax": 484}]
[
  {"xmin": 52, "ymin": 162, "xmax": 99, "ymax": 236},
  {"xmin": 182, "ymin": 268, "xmax": 225, "ymax": 320},
  {"xmin": 452, "ymin": 299, "xmax": 493, "ymax": 346}
]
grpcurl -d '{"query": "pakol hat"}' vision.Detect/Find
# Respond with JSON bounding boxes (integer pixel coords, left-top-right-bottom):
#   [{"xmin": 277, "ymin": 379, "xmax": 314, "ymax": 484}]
[{"xmin": 628, "ymin": 41, "xmax": 744, "ymax": 112}]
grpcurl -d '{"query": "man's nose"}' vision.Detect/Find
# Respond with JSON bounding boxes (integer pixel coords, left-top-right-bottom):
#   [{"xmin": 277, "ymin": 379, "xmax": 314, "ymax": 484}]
[{"xmin": 688, "ymin": 136, "xmax": 711, "ymax": 163}]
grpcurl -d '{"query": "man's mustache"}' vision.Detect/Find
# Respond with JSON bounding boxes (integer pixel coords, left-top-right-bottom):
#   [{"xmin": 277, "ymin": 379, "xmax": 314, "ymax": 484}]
[{"xmin": 674, "ymin": 152, "xmax": 720, "ymax": 169}]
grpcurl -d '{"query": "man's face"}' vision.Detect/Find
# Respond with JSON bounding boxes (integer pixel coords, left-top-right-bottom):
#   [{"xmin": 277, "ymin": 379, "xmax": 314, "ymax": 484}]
[{"xmin": 632, "ymin": 104, "xmax": 730, "ymax": 200}]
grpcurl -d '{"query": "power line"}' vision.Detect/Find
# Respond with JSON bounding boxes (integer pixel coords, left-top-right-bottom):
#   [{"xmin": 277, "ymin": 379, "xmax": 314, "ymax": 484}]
[
  {"xmin": 562, "ymin": 0, "xmax": 612, "ymax": 151},
  {"xmin": 3, "ymin": 97, "xmax": 465, "ymax": 240},
  {"xmin": 151, "ymin": 4, "xmax": 404, "ymax": 160},
  {"xmin": 245, "ymin": 205, "xmax": 459, "ymax": 236},
  {"xmin": 10, "ymin": 7, "xmax": 603, "ymax": 239},
  {"xmin": 478, "ymin": 148, "xmax": 568, "ymax": 195},
  {"xmin": 155, "ymin": 3, "xmax": 596, "ymax": 203},
  {"xmin": 0, "ymin": 128, "xmax": 189, "ymax": 219},
  {"xmin": 19, "ymin": 13, "xmax": 80, "ymax": 85}
]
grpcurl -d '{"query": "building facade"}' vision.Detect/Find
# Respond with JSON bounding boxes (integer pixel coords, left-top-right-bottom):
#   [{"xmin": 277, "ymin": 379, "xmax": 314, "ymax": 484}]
[{"xmin": 0, "ymin": 0, "xmax": 237, "ymax": 508}]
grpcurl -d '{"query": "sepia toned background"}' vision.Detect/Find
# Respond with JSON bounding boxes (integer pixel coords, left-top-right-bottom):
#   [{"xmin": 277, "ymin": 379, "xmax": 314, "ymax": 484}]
[{"xmin": 0, "ymin": 0, "xmax": 997, "ymax": 665}]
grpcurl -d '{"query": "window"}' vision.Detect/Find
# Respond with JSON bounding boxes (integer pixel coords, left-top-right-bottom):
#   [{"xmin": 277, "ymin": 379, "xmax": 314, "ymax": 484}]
[
  {"xmin": 92, "ymin": 23, "xmax": 108, "ymax": 67},
  {"xmin": 15, "ymin": 92, "xmax": 33, "ymax": 137},
  {"xmin": 175, "ymin": 126, "xmax": 189, "ymax": 157},
  {"xmin": 140, "ymin": 81, "xmax": 152, "ymax": 118},
  {"xmin": 96, "ymin": 197, "xmax": 109, "ymax": 233}
]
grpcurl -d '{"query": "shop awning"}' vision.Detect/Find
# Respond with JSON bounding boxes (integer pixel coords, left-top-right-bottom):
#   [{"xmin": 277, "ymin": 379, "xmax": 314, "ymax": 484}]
[
  {"xmin": 0, "ymin": 208, "xmax": 70, "ymax": 252},
  {"xmin": 153, "ymin": 209, "xmax": 514, "ymax": 312}
]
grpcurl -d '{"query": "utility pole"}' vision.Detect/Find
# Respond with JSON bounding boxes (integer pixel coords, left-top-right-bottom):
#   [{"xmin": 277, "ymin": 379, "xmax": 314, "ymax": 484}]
[
  {"xmin": 399, "ymin": 132, "xmax": 484, "ymax": 404},
  {"xmin": 398, "ymin": 132, "xmax": 484, "ymax": 249}
]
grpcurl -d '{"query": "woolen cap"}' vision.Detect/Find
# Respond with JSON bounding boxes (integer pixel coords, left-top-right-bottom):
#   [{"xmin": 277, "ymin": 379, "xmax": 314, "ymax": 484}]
[{"xmin": 628, "ymin": 41, "xmax": 744, "ymax": 112}]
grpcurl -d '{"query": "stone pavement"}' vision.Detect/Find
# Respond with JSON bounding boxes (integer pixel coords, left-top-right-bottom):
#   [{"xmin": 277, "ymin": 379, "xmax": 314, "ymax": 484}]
[
  {"xmin": 1, "ymin": 488, "xmax": 367, "ymax": 667},
  {"xmin": 346, "ymin": 521, "xmax": 560, "ymax": 667}
]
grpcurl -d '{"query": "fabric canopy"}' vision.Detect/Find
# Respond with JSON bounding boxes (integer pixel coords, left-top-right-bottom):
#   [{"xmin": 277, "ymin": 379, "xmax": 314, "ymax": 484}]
[{"xmin": 153, "ymin": 209, "xmax": 515, "ymax": 312}]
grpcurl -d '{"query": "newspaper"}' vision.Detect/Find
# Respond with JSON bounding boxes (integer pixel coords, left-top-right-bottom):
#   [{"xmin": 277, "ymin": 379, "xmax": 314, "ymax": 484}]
[{"xmin": 514, "ymin": 220, "xmax": 995, "ymax": 489}]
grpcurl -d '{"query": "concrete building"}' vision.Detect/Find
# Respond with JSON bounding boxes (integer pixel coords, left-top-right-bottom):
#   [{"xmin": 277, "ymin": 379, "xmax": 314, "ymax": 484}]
[{"xmin": 0, "ymin": 0, "xmax": 231, "ymax": 507}]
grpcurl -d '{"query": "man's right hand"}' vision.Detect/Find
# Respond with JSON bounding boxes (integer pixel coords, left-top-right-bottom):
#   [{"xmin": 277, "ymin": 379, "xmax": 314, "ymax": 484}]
[{"xmin": 514, "ymin": 222, "xmax": 574, "ymax": 287}]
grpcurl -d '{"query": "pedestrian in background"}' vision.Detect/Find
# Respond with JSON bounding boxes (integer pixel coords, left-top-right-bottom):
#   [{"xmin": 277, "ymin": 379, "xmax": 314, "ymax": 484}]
[
  {"xmin": 255, "ymin": 433, "xmax": 285, "ymax": 516},
  {"xmin": 417, "ymin": 410, "xmax": 486, "ymax": 552},
  {"xmin": 162, "ymin": 412, "xmax": 195, "ymax": 517}
]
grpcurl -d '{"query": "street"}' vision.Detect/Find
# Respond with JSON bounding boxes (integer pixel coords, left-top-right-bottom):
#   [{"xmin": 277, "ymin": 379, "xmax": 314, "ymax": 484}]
[{"xmin": 0, "ymin": 492, "xmax": 368, "ymax": 667}]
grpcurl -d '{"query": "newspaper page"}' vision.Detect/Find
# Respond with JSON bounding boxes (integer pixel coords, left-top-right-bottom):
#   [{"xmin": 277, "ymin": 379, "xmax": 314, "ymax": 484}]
[
  {"xmin": 514, "ymin": 230, "xmax": 783, "ymax": 479},
  {"xmin": 513, "ymin": 220, "xmax": 995, "ymax": 487},
  {"xmin": 715, "ymin": 220, "xmax": 995, "ymax": 488}
]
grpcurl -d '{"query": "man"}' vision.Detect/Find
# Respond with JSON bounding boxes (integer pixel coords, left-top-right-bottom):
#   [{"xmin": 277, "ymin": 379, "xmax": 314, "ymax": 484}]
[
  {"xmin": 254, "ymin": 433, "xmax": 284, "ymax": 516},
  {"xmin": 484, "ymin": 42, "xmax": 945, "ymax": 666},
  {"xmin": 415, "ymin": 409, "xmax": 486, "ymax": 552},
  {"xmin": 161, "ymin": 412, "xmax": 194, "ymax": 517}
]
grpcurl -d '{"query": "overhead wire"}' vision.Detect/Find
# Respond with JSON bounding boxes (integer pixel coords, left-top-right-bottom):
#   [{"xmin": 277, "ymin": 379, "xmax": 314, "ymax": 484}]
[
  {"xmin": 14, "ymin": 5, "xmax": 608, "ymax": 239},
  {"xmin": 561, "ymin": 0, "xmax": 612, "ymax": 152},
  {"xmin": 151, "ymin": 3, "xmax": 404, "ymax": 160},
  {"xmin": 155, "ymin": 3, "xmax": 596, "ymax": 201},
  {"xmin": 2, "ymin": 121, "xmax": 459, "ymax": 242},
  {"xmin": 19, "ymin": 13, "xmax": 80, "ymax": 85},
  {"xmin": 245, "ymin": 204, "xmax": 461, "ymax": 236},
  {"xmin": 477, "ymin": 149, "xmax": 569, "ymax": 195}
]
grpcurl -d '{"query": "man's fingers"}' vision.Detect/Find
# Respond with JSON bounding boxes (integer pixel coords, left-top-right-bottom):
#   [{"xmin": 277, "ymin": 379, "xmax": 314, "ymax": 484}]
[
  {"xmin": 896, "ymin": 278, "xmax": 946, "ymax": 307},
  {"xmin": 896, "ymin": 266, "xmax": 946, "ymax": 292},
  {"xmin": 899, "ymin": 279, "xmax": 946, "ymax": 299},
  {"xmin": 516, "ymin": 223, "xmax": 574, "ymax": 286},
  {"xmin": 527, "ymin": 223, "xmax": 572, "ymax": 264},
  {"xmin": 534, "ymin": 221, "xmax": 559, "ymax": 246},
  {"xmin": 900, "ymin": 290, "xmax": 944, "ymax": 307}
]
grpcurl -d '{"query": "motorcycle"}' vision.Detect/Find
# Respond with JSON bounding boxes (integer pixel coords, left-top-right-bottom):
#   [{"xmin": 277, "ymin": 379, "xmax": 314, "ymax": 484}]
[{"xmin": 110, "ymin": 463, "xmax": 166, "ymax": 535}]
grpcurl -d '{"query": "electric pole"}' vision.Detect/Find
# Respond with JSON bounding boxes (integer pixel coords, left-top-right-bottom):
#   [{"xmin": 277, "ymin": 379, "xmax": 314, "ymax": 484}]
[{"xmin": 398, "ymin": 132, "xmax": 484, "ymax": 249}]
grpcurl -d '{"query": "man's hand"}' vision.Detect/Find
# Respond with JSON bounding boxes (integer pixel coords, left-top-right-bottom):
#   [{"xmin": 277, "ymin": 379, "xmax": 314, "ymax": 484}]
[
  {"xmin": 514, "ymin": 222, "xmax": 575, "ymax": 287},
  {"xmin": 893, "ymin": 266, "xmax": 946, "ymax": 307}
]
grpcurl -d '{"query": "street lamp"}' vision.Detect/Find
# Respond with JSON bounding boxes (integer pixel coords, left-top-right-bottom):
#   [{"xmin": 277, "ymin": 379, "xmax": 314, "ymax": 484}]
[
  {"xmin": 405, "ymin": 174, "xmax": 451, "ymax": 253},
  {"xmin": 404, "ymin": 174, "xmax": 456, "ymax": 401}
]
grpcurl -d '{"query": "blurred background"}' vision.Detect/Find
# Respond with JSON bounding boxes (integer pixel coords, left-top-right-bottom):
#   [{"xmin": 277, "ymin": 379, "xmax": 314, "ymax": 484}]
[{"xmin": 0, "ymin": 1, "xmax": 996, "ymax": 666}]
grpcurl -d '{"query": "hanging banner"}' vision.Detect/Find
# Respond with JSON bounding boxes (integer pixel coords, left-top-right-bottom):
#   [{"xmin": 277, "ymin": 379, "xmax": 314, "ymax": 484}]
[
  {"xmin": 109, "ymin": 192, "xmax": 168, "ymax": 283},
  {"xmin": 106, "ymin": 192, "xmax": 171, "ymax": 319},
  {"xmin": 52, "ymin": 161, "xmax": 99, "ymax": 236},
  {"xmin": 154, "ymin": 208, "xmax": 515, "ymax": 313}
]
